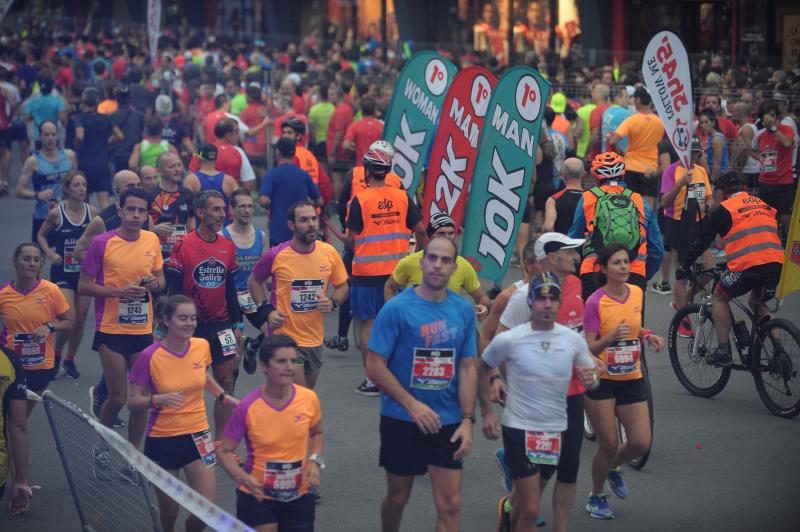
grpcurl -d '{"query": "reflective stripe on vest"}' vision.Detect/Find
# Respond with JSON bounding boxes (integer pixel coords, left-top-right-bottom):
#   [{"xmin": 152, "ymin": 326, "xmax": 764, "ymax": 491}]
[
  {"xmin": 352, "ymin": 186, "xmax": 410, "ymax": 276},
  {"xmin": 355, "ymin": 232, "xmax": 410, "ymax": 245},
  {"xmin": 720, "ymin": 193, "xmax": 784, "ymax": 271}
]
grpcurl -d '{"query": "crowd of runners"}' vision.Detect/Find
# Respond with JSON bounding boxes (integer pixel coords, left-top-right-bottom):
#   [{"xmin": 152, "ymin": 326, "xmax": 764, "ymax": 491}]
[{"xmin": 0, "ymin": 13, "xmax": 797, "ymax": 532}]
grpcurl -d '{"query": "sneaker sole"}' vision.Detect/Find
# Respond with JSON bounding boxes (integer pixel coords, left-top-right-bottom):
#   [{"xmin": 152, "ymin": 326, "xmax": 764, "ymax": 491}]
[
  {"xmin": 88, "ymin": 386, "xmax": 99, "ymax": 420},
  {"xmin": 354, "ymin": 389, "xmax": 380, "ymax": 397},
  {"xmin": 494, "ymin": 454, "xmax": 512, "ymax": 493}
]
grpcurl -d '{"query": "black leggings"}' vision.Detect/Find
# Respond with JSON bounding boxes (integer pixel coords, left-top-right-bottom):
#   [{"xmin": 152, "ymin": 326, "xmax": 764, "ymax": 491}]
[
  {"xmin": 337, "ymin": 246, "xmax": 354, "ymax": 338},
  {"xmin": 556, "ymin": 393, "xmax": 584, "ymax": 484}
]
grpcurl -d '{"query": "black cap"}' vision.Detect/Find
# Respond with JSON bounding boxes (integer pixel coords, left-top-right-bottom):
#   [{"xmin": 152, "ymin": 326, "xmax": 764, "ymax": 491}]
[
  {"xmin": 691, "ymin": 136, "xmax": 703, "ymax": 152},
  {"xmin": 426, "ymin": 212, "xmax": 456, "ymax": 238},
  {"xmin": 274, "ymin": 137, "xmax": 296, "ymax": 158},
  {"xmin": 197, "ymin": 143, "xmax": 218, "ymax": 161}
]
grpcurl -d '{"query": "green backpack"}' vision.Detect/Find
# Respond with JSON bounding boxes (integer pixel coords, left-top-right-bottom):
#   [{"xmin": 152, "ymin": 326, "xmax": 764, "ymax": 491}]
[{"xmin": 589, "ymin": 187, "xmax": 642, "ymax": 254}]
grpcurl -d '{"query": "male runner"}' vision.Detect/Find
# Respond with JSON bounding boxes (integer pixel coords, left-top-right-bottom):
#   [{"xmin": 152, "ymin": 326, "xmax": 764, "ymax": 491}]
[{"xmin": 148, "ymin": 152, "xmax": 194, "ymax": 260}]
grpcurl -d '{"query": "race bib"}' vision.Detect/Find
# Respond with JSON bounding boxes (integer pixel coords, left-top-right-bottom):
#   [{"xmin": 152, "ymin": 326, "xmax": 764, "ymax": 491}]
[
  {"xmin": 525, "ymin": 431, "xmax": 562, "ymax": 466},
  {"xmin": 191, "ymin": 429, "xmax": 217, "ymax": 468},
  {"xmin": 263, "ymin": 460, "xmax": 303, "ymax": 501},
  {"xmin": 13, "ymin": 333, "xmax": 45, "ymax": 366},
  {"xmin": 410, "ymin": 348, "xmax": 455, "ymax": 390},
  {"xmin": 760, "ymin": 150, "xmax": 777, "ymax": 173},
  {"xmin": 63, "ymin": 245, "xmax": 80, "ymax": 273},
  {"xmin": 290, "ymin": 279, "xmax": 324, "ymax": 313},
  {"xmin": 237, "ymin": 290, "xmax": 257, "ymax": 314},
  {"xmin": 162, "ymin": 224, "xmax": 187, "ymax": 253},
  {"xmin": 119, "ymin": 298, "xmax": 149, "ymax": 325},
  {"xmin": 217, "ymin": 328, "xmax": 238, "ymax": 357},
  {"xmin": 605, "ymin": 339, "xmax": 640, "ymax": 375},
  {"xmin": 686, "ymin": 182, "xmax": 706, "ymax": 207}
]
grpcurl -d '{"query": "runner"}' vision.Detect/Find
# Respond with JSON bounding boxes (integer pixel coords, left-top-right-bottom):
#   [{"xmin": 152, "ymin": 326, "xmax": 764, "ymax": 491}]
[
  {"xmin": 582, "ymin": 243, "xmax": 664, "ymax": 520},
  {"xmin": 15, "ymin": 121, "xmax": 77, "ymax": 241},
  {"xmin": 218, "ymin": 333, "xmax": 323, "ymax": 532},
  {"xmin": 281, "ymin": 117, "xmax": 333, "ymax": 205},
  {"xmin": 128, "ymin": 295, "xmax": 239, "ymax": 532},
  {"xmin": 36, "ymin": 171, "xmax": 97, "ymax": 379},
  {"xmin": 0, "ymin": 243, "xmax": 72, "ymax": 404},
  {"xmin": 128, "ymin": 119, "xmax": 177, "ymax": 170},
  {"xmin": 184, "ymin": 144, "xmax": 238, "ymax": 217},
  {"xmin": 148, "ymin": 152, "xmax": 195, "ymax": 260},
  {"xmin": 343, "ymin": 96, "xmax": 384, "ymax": 164},
  {"xmin": 348, "ymin": 144, "xmax": 425, "ymax": 396},
  {"xmin": 480, "ymin": 272, "xmax": 598, "ymax": 531},
  {"xmin": 222, "ymin": 189, "xmax": 267, "ymax": 375},
  {"xmin": 366, "ymin": 236, "xmax": 477, "ymax": 532},
  {"xmin": 78, "ymin": 187, "xmax": 165, "ymax": 456},
  {"xmin": 543, "ymin": 158, "xmax": 585, "ymax": 234},
  {"xmin": 384, "ymin": 212, "xmax": 489, "ymax": 321},
  {"xmin": 248, "ymin": 200, "xmax": 348, "ymax": 388},
  {"xmin": 0, "ymin": 344, "xmax": 31, "ymax": 517},
  {"xmin": 166, "ymin": 190, "xmax": 242, "ymax": 446}
]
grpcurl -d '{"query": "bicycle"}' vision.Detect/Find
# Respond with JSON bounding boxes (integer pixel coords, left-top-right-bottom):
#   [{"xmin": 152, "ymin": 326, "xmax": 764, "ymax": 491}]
[{"xmin": 667, "ymin": 263, "xmax": 800, "ymax": 418}]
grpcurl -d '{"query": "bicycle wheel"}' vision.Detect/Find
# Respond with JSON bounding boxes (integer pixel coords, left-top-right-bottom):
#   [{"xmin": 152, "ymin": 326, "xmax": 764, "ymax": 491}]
[
  {"xmin": 624, "ymin": 353, "xmax": 653, "ymax": 470},
  {"xmin": 583, "ymin": 410, "xmax": 596, "ymax": 441},
  {"xmin": 751, "ymin": 318, "xmax": 800, "ymax": 418},
  {"xmin": 668, "ymin": 303, "xmax": 731, "ymax": 397}
]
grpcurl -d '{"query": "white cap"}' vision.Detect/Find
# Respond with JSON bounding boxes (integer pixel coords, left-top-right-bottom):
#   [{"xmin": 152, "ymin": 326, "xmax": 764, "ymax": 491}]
[{"xmin": 534, "ymin": 232, "xmax": 585, "ymax": 260}]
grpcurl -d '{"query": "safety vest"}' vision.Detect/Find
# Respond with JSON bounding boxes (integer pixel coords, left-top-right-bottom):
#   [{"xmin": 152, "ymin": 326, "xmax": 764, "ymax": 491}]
[
  {"xmin": 720, "ymin": 192, "xmax": 784, "ymax": 272},
  {"xmin": 579, "ymin": 181, "xmax": 648, "ymax": 277},
  {"xmin": 351, "ymin": 186, "xmax": 410, "ymax": 276},
  {"xmin": 346, "ymin": 166, "xmax": 403, "ymax": 222},
  {"xmin": 295, "ymin": 146, "xmax": 319, "ymax": 185}
]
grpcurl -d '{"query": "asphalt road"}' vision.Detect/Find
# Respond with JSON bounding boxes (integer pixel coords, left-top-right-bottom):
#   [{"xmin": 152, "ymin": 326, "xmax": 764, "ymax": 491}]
[{"xmin": 0, "ymin": 186, "xmax": 798, "ymax": 532}]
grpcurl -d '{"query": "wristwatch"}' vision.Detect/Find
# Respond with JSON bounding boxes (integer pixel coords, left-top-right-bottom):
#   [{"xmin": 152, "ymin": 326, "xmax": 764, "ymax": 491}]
[
  {"xmin": 46, "ymin": 321, "xmax": 56, "ymax": 333},
  {"xmin": 309, "ymin": 453, "xmax": 326, "ymax": 469},
  {"xmin": 331, "ymin": 298, "xmax": 338, "ymax": 310}
]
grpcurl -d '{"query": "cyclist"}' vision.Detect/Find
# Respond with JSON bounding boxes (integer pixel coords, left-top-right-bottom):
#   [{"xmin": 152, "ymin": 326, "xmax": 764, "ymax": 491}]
[
  {"xmin": 480, "ymin": 272, "xmax": 598, "ymax": 531},
  {"xmin": 0, "ymin": 344, "xmax": 31, "ymax": 517},
  {"xmin": 148, "ymin": 152, "xmax": 194, "ymax": 260},
  {"xmin": 248, "ymin": 200, "xmax": 349, "ymax": 389},
  {"xmin": 384, "ymin": 212, "xmax": 489, "ymax": 320},
  {"xmin": 677, "ymin": 170, "xmax": 784, "ymax": 367},
  {"xmin": 0, "ymin": 243, "xmax": 72, "ymax": 403},
  {"xmin": 365, "ymin": 236, "xmax": 477, "ymax": 532},
  {"xmin": 36, "ymin": 172, "xmax": 97, "ymax": 379},
  {"xmin": 348, "ymin": 143, "xmax": 425, "ymax": 396},
  {"xmin": 569, "ymin": 152, "xmax": 663, "ymax": 300},
  {"xmin": 128, "ymin": 295, "xmax": 238, "ymax": 532},
  {"xmin": 218, "ymin": 333, "xmax": 323, "ymax": 532},
  {"xmin": 166, "ymin": 190, "xmax": 242, "ymax": 445},
  {"xmin": 15, "ymin": 121, "xmax": 76, "ymax": 241},
  {"xmin": 583, "ymin": 243, "xmax": 664, "ymax": 520}
]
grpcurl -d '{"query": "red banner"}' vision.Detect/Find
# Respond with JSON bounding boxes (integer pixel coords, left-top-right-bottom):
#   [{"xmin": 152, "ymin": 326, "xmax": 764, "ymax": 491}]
[{"xmin": 421, "ymin": 67, "xmax": 497, "ymax": 229}]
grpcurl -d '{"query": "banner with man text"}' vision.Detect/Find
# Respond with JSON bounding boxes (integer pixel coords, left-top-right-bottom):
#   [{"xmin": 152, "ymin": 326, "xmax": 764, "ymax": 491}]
[
  {"xmin": 421, "ymin": 67, "xmax": 497, "ymax": 229},
  {"xmin": 642, "ymin": 31, "xmax": 694, "ymax": 169},
  {"xmin": 461, "ymin": 66, "xmax": 551, "ymax": 283},
  {"xmin": 381, "ymin": 51, "xmax": 457, "ymax": 196}
]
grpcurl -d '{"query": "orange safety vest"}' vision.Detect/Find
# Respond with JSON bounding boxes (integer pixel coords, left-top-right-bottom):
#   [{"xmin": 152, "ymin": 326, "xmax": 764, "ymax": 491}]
[
  {"xmin": 351, "ymin": 186, "xmax": 410, "ymax": 276},
  {"xmin": 346, "ymin": 166, "xmax": 403, "ymax": 222},
  {"xmin": 295, "ymin": 146, "xmax": 319, "ymax": 185},
  {"xmin": 579, "ymin": 182, "xmax": 648, "ymax": 276},
  {"xmin": 720, "ymin": 192, "xmax": 784, "ymax": 272}
]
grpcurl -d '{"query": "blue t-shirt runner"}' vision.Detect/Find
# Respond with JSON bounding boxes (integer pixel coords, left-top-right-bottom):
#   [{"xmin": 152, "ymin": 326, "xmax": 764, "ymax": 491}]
[{"xmin": 259, "ymin": 163, "xmax": 320, "ymax": 247}]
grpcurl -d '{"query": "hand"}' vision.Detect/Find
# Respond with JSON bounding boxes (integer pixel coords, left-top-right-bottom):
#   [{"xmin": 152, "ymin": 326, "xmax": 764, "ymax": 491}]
[
  {"xmin": 317, "ymin": 296, "xmax": 334, "ymax": 313},
  {"xmin": 33, "ymin": 324, "xmax": 50, "ymax": 342},
  {"xmin": 49, "ymin": 253, "xmax": 63, "ymax": 266},
  {"xmin": 240, "ymin": 474, "xmax": 263, "ymax": 502},
  {"xmin": 73, "ymin": 247, "xmax": 86, "ymax": 263},
  {"xmin": 152, "ymin": 222, "xmax": 174, "ymax": 238},
  {"xmin": 223, "ymin": 393, "xmax": 240, "ymax": 408},
  {"xmin": 118, "ymin": 283, "xmax": 147, "ymax": 300},
  {"xmin": 303, "ymin": 461, "xmax": 321, "ymax": 491},
  {"xmin": 140, "ymin": 275, "xmax": 159, "ymax": 291},
  {"xmin": 154, "ymin": 391, "xmax": 185, "ymax": 408},
  {"xmin": 481, "ymin": 409, "xmax": 501, "ymax": 440},
  {"xmin": 407, "ymin": 399, "xmax": 441, "ymax": 434},
  {"xmin": 489, "ymin": 377, "xmax": 508, "ymax": 406},
  {"xmin": 609, "ymin": 320, "xmax": 630, "ymax": 343},
  {"xmin": 647, "ymin": 334, "xmax": 665, "ymax": 352},
  {"xmin": 474, "ymin": 304, "xmax": 489, "ymax": 321},
  {"xmin": 450, "ymin": 420, "xmax": 473, "ymax": 460},
  {"xmin": 577, "ymin": 366, "xmax": 600, "ymax": 390},
  {"xmin": 267, "ymin": 310, "xmax": 288, "ymax": 329},
  {"xmin": 592, "ymin": 355, "xmax": 607, "ymax": 373},
  {"xmin": 7, "ymin": 482, "xmax": 33, "ymax": 518},
  {"xmin": 679, "ymin": 171, "xmax": 692, "ymax": 186},
  {"xmin": 37, "ymin": 189, "xmax": 54, "ymax": 202}
]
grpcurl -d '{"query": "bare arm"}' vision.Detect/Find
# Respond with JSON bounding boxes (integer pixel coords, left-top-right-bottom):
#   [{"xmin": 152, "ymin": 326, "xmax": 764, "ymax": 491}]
[
  {"xmin": 37, "ymin": 207, "xmax": 61, "ymax": 263},
  {"xmin": 710, "ymin": 136, "xmax": 724, "ymax": 182},
  {"xmin": 73, "ymin": 216, "xmax": 105, "ymax": 263},
  {"xmin": 247, "ymin": 272, "xmax": 268, "ymax": 305},
  {"xmin": 128, "ymin": 143, "xmax": 141, "ymax": 170},
  {"xmin": 384, "ymin": 275, "xmax": 403, "ymax": 302},
  {"xmin": 542, "ymin": 197, "xmax": 557, "ymax": 232},
  {"xmin": 608, "ymin": 133, "xmax": 621, "ymax": 153},
  {"xmin": 412, "ymin": 222, "xmax": 426, "ymax": 249},
  {"xmin": 15, "ymin": 156, "xmax": 37, "ymax": 199}
]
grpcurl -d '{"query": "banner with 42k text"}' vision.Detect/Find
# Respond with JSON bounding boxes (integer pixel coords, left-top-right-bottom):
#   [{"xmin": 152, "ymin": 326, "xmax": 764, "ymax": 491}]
[
  {"xmin": 381, "ymin": 51, "xmax": 457, "ymax": 196},
  {"xmin": 461, "ymin": 66, "xmax": 551, "ymax": 284},
  {"xmin": 421, "ymin": 66, "xmax": 497, "ymax": 228}
]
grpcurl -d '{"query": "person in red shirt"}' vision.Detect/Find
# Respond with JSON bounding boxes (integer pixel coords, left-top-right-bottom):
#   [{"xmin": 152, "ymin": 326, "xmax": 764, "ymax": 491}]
[
  {"xmin": 343, "ymin": 96, "xmax": 384, "ymax": 165},
  {"xmin": 203, "ymin": 94, "xmax": 231, "ymax": 144},
  {"xmin": 240, "ymin": 84, "xmax": 273, "ymax": 175},
  {"xmin": 752, "ymin": 101, "xmax": 796, "ymax": 232},
  {"xmin": 326, "ymin": 84, "xmax": 354, "ymax": 197}
]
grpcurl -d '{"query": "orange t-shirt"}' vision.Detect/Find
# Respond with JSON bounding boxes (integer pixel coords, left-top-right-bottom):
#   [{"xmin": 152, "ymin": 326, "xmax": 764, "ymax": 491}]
[
  {"xmin": 0, "ymin": 279, "xmax": 69, "ymax": 371},
  {"xmin": 224, "ymin": 385, "xmax": 321, "ymax": 501},
  {"xmin": 615, "ymin": 113, "xmax": 665, "ymax": 173},
  {"xmin": 130, "ymin": 338, "xmax": 212, "ymax": 437},
  {"xmin": 81, "ymin": 230, "xmax": 164, "ymax": 334},
  {"xmin": 584, "ymin": 284, "xmax": 644, "ymax": 381}
]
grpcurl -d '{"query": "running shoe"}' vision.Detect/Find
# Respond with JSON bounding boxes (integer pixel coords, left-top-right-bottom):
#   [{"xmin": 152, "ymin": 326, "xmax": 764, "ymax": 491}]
[
  {"xmin": 586, "ymin": 493, "xmax": 614, "ymax": 519},
  {"xmin": 650, "ymin": 281, "xmax": 672, "ymax": 295},
  {"xmin": 354, "ymin": 379, "xmax": 379, "ymax": 396},
  {"xmin": 678, "ymin": 319, "xmax": 695, "ymax": 338},
  {"xmin": 487, "ymin": 284, "xmax": 502, "ymax": 300},
  {"xmin": 92, "ymin": 442, "xmax": 113, "ymax": 482},
  {"xmin": 494, "ymin": 448, "xmax": 513, "ymax": 493},
  {"xmin": 243, "ymin": 335, "xmax": 260, "ymax": 375},
  {"xmin": 63, "ymin": 359, "xmax": 80, "ymax": 379},
  {"xmin": 608, "ymin": 467, "xmax": 630, "ymax": 499},
  {"xmin": 496, "ymin": 496, "xmax": 511, "ymax": 532},
  {"xmin": 88, "ymin": 386, "xmax": 127, "ymax": 429},
  {"xmin": 118, "ymin": 462, "xmax": 141, "ymax": 486},
  {"xmin": 705, "ymin": 348, "xmax": 733, "ymax": 367},
  {"xmin": 324, "ymin": 335, "xmax": 349, "ymax": 352},
  {"xmin": 669, "ymin": 300, "xmax": 678, "ymax": 312}
]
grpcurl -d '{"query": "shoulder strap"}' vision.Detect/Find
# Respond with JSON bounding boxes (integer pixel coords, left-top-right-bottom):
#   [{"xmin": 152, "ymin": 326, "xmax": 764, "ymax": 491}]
[
  {"xmin": 591, "ymin": 186, "xmax": 604, "ymax": 198},
  {"xmin": 622, "ymin": 188, "xmax": 633, "ymax": 198}
]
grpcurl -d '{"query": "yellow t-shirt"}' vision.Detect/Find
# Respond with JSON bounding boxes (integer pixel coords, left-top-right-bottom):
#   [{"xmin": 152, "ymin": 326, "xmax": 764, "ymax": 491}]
[
  {"xmin": 615, "ymin": 113, "xmax": 664, "ymax": 173},
  {"xmin": 391, "ymin": 251, "xmax": 481, "ymax": 295}
]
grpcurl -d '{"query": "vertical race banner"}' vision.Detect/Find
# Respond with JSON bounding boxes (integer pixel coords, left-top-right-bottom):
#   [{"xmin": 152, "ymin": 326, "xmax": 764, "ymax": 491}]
[
  {"xmin": 641, "ymin": 31, "xmax": 693, "ymax": 169},
  {"xmin": 148, "ymin": 0, "xmax": 162, "ymax": 67},
  {"xmin": 381, "ymin": 51, "xmax": 457, "ymax": 196},
  {"xmin": 421, "ymin": 67, "xmax": 497, "ymax": 228},
  {"xmin": 777, "ymin": 187, "xmax": 800, "ymax": 300},
  {"xmin": 461, "ymin": 66, "xmax": 551, "ymax": 283}
]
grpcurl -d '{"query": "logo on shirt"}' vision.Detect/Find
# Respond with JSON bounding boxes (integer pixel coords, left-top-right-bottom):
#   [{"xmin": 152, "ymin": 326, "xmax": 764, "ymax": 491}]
[
  {"xmin": 145, "ymin": 250, "xmax": 156, "ymax": 257},
  {"xmin": 192, "ymin": 258, "xmax": 226, "ymax": 288},
  {"xmin": 319, "ymin": 265, "xmax": 330, "ymax": 273},
  {"xmin": 192, "ymin": 361, "xmax": 203, "ymax": 370},
  {"xmin": 179, "ymin": 204, "xmax": 188, "ymax": 211},
  {"xmin": 293, "ymin": 415, "xmax": 304, "ymax": 423},
  {"xmin": 540, "ymin": 341, "xmax": 550, "ymax": 353},
  {"xmin": 35, "ymin": 297, "xmax": 47, "ymax": 306}
]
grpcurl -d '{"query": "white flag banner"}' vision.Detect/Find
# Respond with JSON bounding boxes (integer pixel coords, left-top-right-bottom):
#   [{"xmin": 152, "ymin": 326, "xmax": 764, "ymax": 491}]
[
  {"xmin": 642, "ymin": 31, "xmax": 694, "ymax": 169},
  {"xmin": 147, "ymin": 0, "xmax": 161, "ymax": 67}
]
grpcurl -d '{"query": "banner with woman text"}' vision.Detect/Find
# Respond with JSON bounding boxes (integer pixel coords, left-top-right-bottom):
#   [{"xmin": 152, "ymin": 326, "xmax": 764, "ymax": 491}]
[
  {"xmin": 381, "ymin": 51, "xmax": 457, "ymax": 196},
  {"xmin": 421, "ymin": 67, "xmax": 497, "ymax": 228},
  {"xmin": 461, "ymin": 66, "xmax": 551, "ymax": 283},
  {"xmin": 642, "ymin": 31, "xmax": 694, "ymax": 170}
]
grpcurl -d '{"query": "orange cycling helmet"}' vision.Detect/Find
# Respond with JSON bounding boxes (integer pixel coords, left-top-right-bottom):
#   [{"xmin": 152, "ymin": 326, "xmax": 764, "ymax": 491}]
[{"xmin": 591, "ymin": 152, "xmax": 626, "ymax": 181}]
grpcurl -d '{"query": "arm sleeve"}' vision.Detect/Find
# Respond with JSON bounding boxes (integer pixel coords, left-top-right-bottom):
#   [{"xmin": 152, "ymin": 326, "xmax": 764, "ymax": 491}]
[
  {"xmin": 643, "ymin": 201, "xmax": 664, "ymax": 281},
  {"xmin": 572, "ymin": 331, "xmax": 596, "ymax": 368},
  {"xmin": 461, "ymin": 261, "xmax": 481, "ymax": 293},
  {"xmin": 226, "ymin": 269, "xmax": 243, "ymax": 323},
  {"xmin": 330, "ymin": 248, "xmax": 349, "ymax": 285},
  {"xmin": 391, "ymin": 256, "xmax": 411, "ymax": 286},
  {"xmin": 681, "ymin": 206, "xmax": 732, "ymax": 268},
  {"xmin": 499, "ymin": 287, "xmax": 530, "ymax": 329},
  {"xmin": 164, "ymin": 239, "xmax": 185, "ymax": 295},
  {"xmin": 52, "ymin": 284, "xmax": 71, "ymax": 315},
  {"xmin": 347, "ymin": 197, "xmax": 364, "ymax": 233},
  {"xmin": 259, "ymin": 171, "xmax": 273, "ymax": 197},
  {"xmin": 660, "ymin": 164, "xmax": 678, "ymax": 195},
  {"xmin": 615, "ymin": 116, "xmax": 630, "ymax": 138},
  {"xmin": 128, "ymin": 351, "xmax": 153, "ymax": 387}
]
